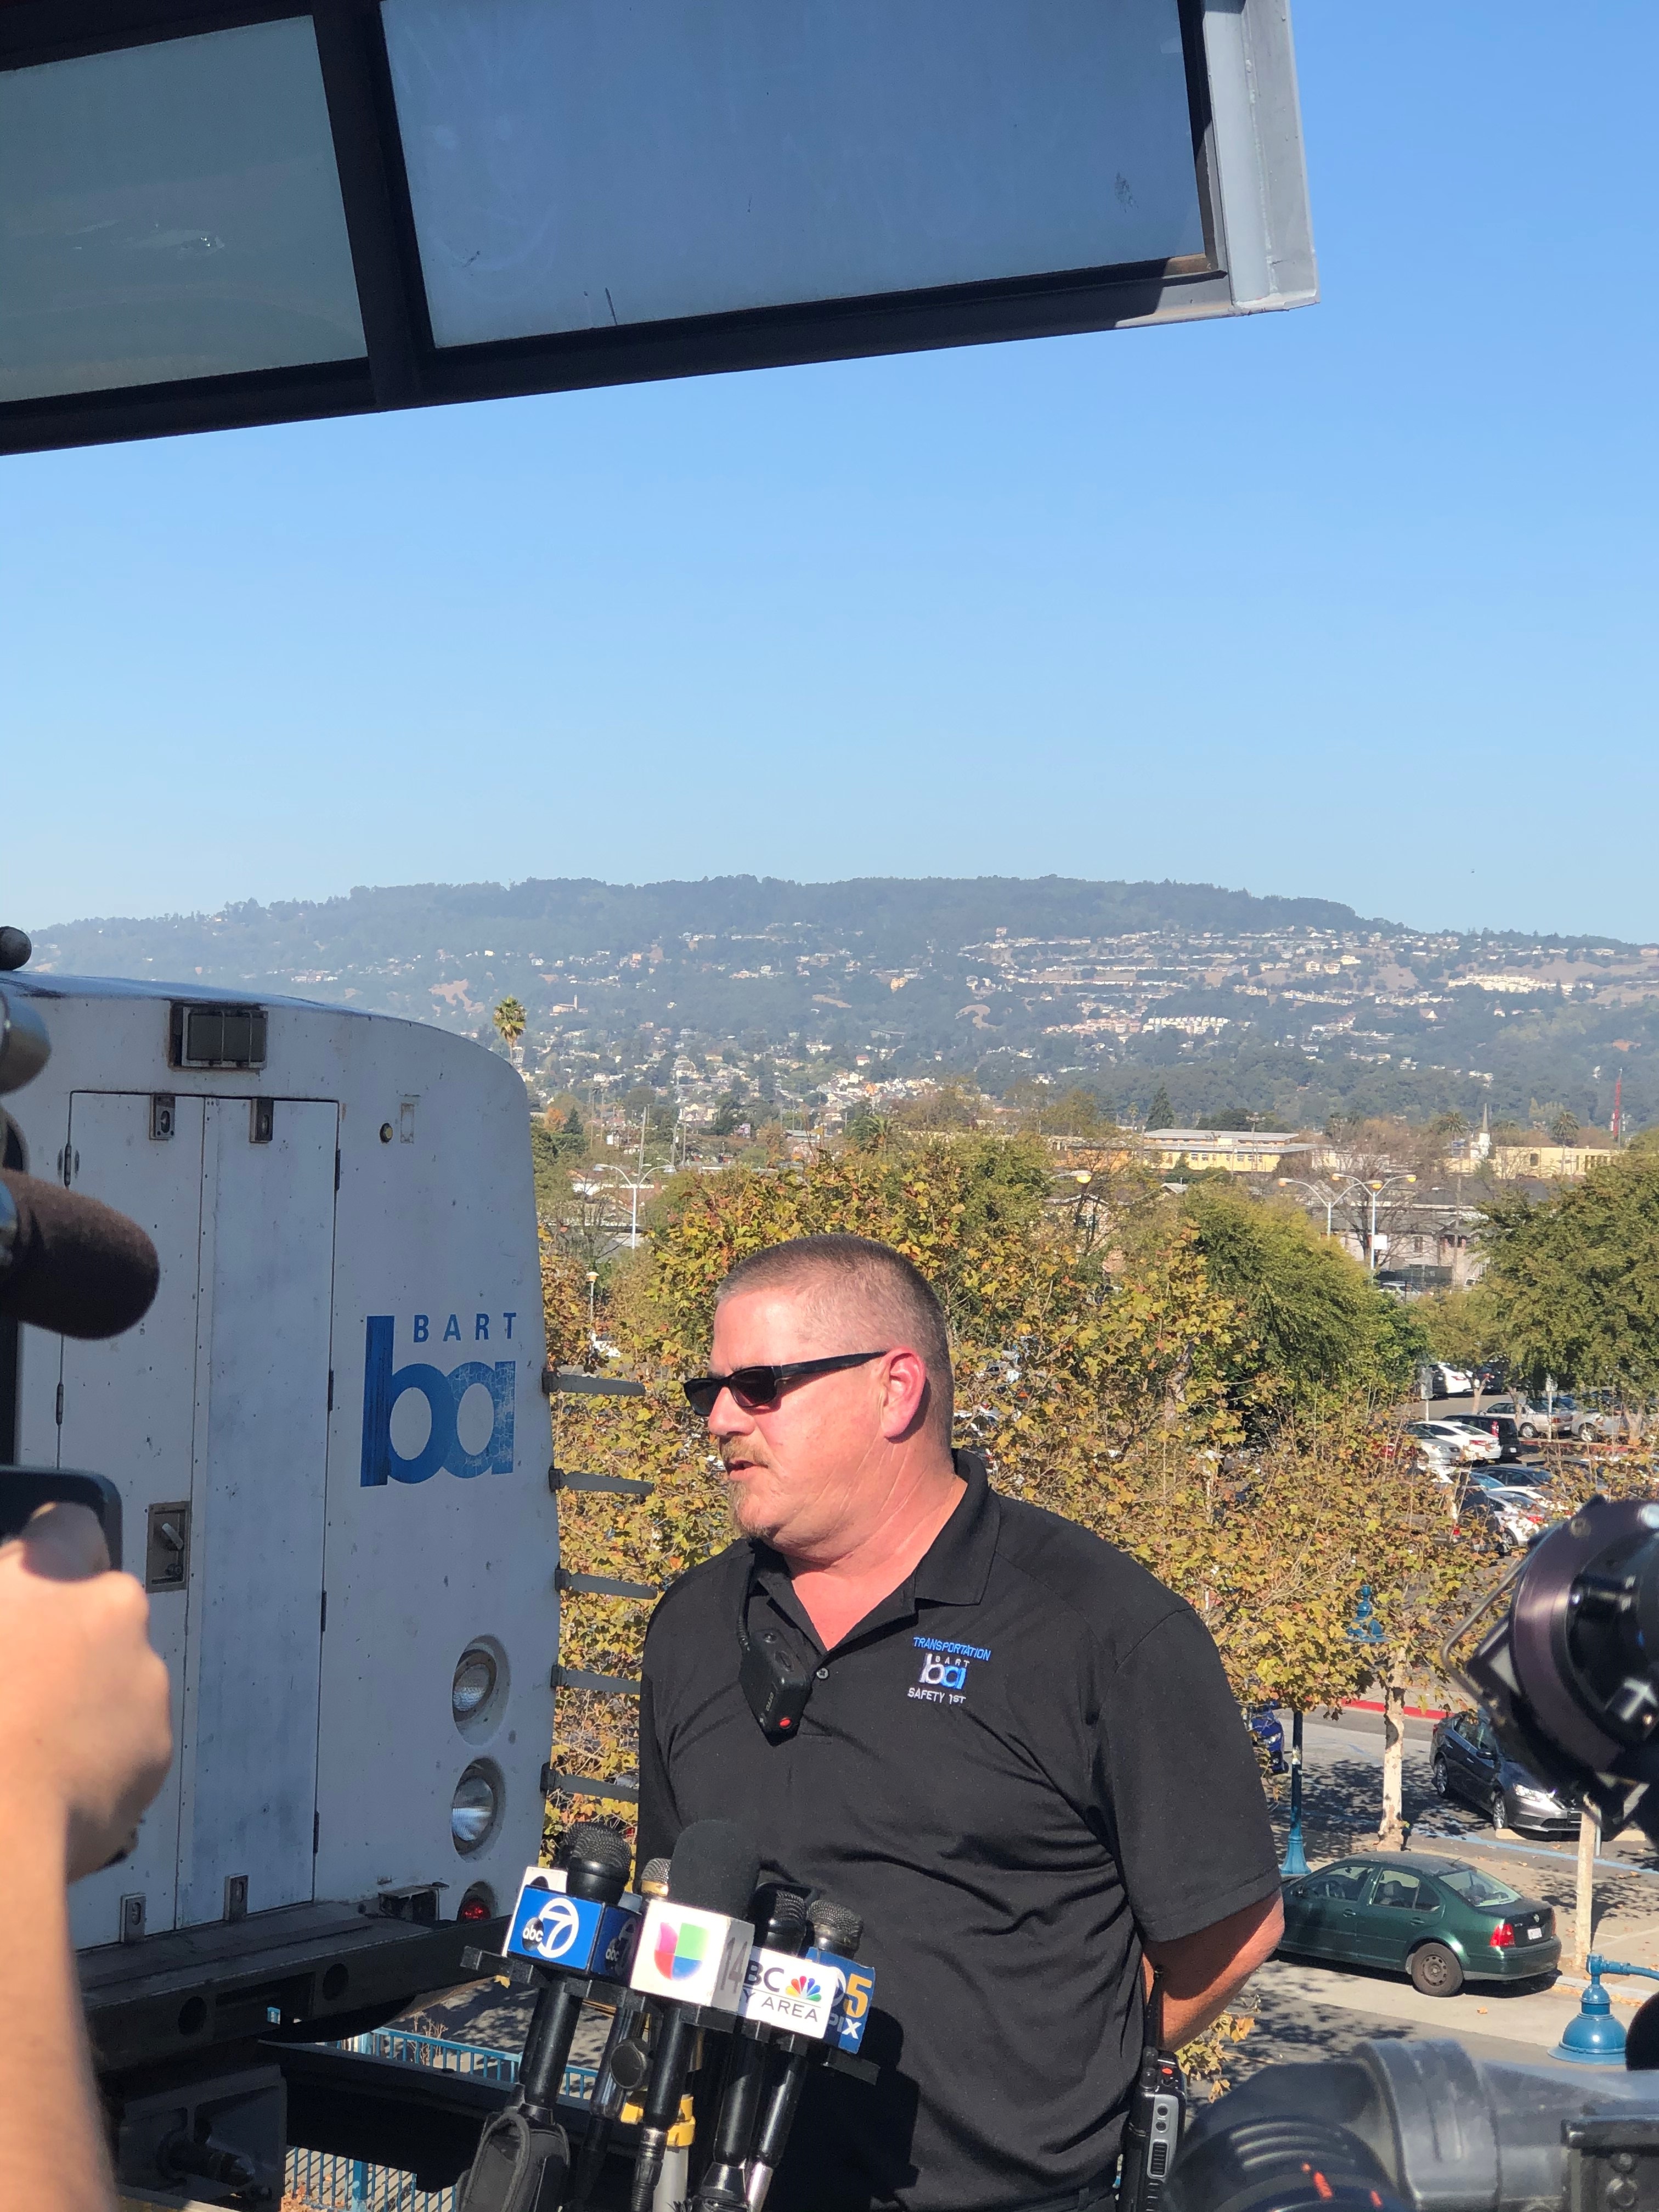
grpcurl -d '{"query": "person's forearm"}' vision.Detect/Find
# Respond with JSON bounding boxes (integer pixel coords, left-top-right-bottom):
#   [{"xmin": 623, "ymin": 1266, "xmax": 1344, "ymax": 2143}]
[
  {"xmin": 0, "ymin": 1820, "xmax": 112, "ymax": 2212},
  {"xmin": 1145, "ymin": 1892, "xmax": 1285, "ymax": 2051}
]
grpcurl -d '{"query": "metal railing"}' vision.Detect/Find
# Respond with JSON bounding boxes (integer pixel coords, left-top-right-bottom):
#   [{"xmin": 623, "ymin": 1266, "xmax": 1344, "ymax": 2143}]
[{"xmin": 283, "ymin": 2029, "xmax": 599, "ymax": 2210}]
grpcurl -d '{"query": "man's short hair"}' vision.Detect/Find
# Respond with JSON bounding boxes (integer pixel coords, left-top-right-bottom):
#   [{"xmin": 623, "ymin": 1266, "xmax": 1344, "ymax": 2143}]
[{"xmin": 715, "ymin": 1234, "xmax": 954, "ymax": 1440}]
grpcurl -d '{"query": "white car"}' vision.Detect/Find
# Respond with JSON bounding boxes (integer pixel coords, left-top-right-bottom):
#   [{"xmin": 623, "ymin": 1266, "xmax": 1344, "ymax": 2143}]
[{"xmin": 1406, "ymin": 1420, "xmax": 1501, "ymax": 1465}]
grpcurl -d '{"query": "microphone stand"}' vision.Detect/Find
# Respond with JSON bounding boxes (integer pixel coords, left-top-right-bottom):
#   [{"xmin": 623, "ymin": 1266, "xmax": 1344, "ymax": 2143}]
[{"xmin": 692, "ymin": 1888, "xmax": 810, "ymax": 2212}]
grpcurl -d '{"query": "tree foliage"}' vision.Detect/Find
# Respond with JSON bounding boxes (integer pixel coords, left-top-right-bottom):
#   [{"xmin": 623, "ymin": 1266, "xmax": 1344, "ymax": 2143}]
[
  {"xmin": 1178, "ymin": 1183, "xmax": 1424, "ymax": 1414},
  {"xmin": 1479, "ymin": 1162, "xmax": 1659, "ymax": 1388},
  {"xmin": 543, "ymin": 1129, "xmax": 1493, "ymax": 1856}
]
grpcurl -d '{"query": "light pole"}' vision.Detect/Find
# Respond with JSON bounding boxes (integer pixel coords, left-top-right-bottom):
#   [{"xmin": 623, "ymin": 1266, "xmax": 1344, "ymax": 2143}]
[
  {"xmin": 1281, "ymin": 1710, "xmax": 1308, "ymax": 1878},
  {"xmin": 603, "ymin": 1165, "xmax": 654, "ymax": 1250},
  {"xmin": 1280, "ymin": 1172, "xmax": 1418, "ymax": 1268},
  {"xmin": 1277, "ymin": 1176, "xmax": 1340, "ymax": 1235},
  {"xmin": 585, "ymin": 1270, "xmax": 598, "ymax": 1342},
  {"xmin": 1352, "ymin": 1173, "xmax": 1418, "ymax": 1273}
]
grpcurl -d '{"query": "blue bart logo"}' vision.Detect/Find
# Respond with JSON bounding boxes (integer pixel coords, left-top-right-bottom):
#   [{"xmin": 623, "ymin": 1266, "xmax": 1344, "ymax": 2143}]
[{"xmin": 359, "ymin": 1315, "xmax": 515, "ymax": 1486}]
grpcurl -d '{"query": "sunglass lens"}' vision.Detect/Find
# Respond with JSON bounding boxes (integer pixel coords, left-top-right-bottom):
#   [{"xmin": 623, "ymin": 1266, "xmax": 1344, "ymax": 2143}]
[
  {"xmin": 727, "ymin": 1367, "xmax": 783, "ymax": 1412},
  {"xmin": 684, "ymin": 1377, "xmax": 720, "ymax": 1416}
]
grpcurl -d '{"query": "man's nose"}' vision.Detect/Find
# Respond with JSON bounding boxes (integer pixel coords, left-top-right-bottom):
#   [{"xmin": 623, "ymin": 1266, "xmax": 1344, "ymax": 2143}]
[{"xmin": 707, "ymin": 1386, "xmax": 748, "ymax": 1436}]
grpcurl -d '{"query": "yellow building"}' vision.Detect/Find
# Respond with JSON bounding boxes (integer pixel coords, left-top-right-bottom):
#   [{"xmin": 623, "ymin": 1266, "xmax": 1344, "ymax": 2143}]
[{"xmin": 1132, "ymin": 1130, "xmax": 1314, "ymax": 1176}]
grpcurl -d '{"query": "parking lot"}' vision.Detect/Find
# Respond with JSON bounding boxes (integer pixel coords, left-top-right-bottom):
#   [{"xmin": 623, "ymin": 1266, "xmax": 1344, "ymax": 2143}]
[{"xmin": 1232, "ymin": 1706, "xmax": 1659, "ymax": 2080}]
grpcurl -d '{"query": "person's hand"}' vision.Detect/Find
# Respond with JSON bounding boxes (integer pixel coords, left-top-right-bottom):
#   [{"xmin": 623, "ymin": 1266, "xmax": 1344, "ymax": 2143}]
[{"xmin": 0, "ymin": 1503, "xmax": 172, "ymax": 1881}]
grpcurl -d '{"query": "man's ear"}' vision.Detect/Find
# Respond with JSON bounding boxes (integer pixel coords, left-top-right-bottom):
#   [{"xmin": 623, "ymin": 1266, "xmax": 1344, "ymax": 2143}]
[{"xmin": 878, "ymin": 1347, "xmax": 931, "ymax": 1441}]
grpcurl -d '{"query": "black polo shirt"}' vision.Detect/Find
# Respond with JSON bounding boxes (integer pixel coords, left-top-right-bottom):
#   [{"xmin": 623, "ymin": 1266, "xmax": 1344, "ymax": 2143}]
[{"xmin": 637, "ymin": 1453, "xmax": 1279, "ymax": 2212}]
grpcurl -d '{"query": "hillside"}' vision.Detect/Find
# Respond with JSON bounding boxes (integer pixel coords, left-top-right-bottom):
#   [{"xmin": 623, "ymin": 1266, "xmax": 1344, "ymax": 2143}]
[{"xmin": 26, "ymin": 876, "xmax": 1659, "ymax": 1132}]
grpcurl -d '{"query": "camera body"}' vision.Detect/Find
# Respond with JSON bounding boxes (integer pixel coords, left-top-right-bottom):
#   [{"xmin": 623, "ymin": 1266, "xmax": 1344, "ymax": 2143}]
[{"xmin": 2, "ymin": 974, "xmax": 554, "ymax": 2091}]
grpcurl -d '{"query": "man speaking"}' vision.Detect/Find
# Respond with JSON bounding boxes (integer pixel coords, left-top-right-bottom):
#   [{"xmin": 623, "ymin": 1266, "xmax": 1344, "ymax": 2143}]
[{"xmin": 637, "ymin": 1234, "xmax": 1283, "ymax": 2212}]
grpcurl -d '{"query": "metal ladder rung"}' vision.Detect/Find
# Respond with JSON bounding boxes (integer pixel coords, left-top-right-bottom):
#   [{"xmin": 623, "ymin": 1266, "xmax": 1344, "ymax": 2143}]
[
  {"xmin": 552, "ymin": 1664, "xmax": 642, "ymax": 1698},
  {"xmin": 556, "ymin": 1568, "xmax": 658, "ymax": 1601}
]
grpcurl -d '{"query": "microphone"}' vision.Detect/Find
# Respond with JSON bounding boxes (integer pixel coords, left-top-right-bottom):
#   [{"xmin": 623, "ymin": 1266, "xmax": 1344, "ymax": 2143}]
[
  {"xmin": 457, "ymin": 1824, "xmax": 638, "ymax": 2212},
  {"xmin": 805, "ymin": 1900, "xmax": 873, "ymax": 2057},
  {"xmin": 516, "ymin": 1825, "xmax": 639, "ymax": 2118},
  {"xmin": 571, "ymin": 1858, "xmax": 672, "ymax": 2207},
  {"xmin": 0, "ymin": 1170, "xmax": 159, "ymax": 1339},
  {"xmin": 628, "ymin": 1822, "xmax": 759, "ymax": 2212},
  {"xmin": 693, "ymin": 1887, "xmax": 812, "ymax": 2212},
  {"xmin": 743, "ymin": 1901, "xmax": 866, "ymax": 2212}
]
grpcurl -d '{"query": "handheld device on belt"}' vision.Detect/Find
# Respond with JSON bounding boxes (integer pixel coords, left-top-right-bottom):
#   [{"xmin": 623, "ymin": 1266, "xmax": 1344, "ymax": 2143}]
[{"xmin": 1118, "ymin": 1976, "xmax": 1185, "ymax": 2212}]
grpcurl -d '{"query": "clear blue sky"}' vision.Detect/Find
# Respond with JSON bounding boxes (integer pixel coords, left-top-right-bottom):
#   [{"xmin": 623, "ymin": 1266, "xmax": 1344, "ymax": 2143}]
[{"xmin": 5, "ymin": 0, "xmax": 1655, "ymax": 940}]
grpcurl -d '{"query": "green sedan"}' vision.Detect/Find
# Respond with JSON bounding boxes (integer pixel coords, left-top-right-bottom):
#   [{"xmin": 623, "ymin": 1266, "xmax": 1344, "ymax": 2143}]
[{"xmin": 1278, "ymin": 1852, "xmax": 1560, "ymax": 1996}]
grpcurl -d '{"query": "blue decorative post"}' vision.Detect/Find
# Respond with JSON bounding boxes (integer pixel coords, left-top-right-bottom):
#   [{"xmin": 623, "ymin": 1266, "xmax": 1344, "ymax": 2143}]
[
  {"xmin": 1280, "ymin": 1708, "xmax": 1309, "ymax": 1877},
  {"xmin": 350, "ymin": 2157, "xmax": 370, "ymax": 2208}
]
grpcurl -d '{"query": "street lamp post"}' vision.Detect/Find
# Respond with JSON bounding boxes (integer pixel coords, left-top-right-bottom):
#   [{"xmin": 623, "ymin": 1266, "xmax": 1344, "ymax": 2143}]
[
  {"xmin": 1353, "ymin": 1173, "xmax": 1418, "ymax": 1273},
  {"xmin": 1284, "ymin": 1172, "xmax": 1417, "ymax": 1270},
  {"xmin": 1277, "ymin": 1176, "xmax": 1339, "ymax": 1235},
  {"xmin": 1281, "ymin": 1710, "xmax": 1308, "ymax": 1878}
]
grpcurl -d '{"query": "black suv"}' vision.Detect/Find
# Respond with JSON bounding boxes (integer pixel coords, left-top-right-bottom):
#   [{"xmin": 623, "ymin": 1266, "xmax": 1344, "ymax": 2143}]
[{"xmin": 1430, "ymin": 1709, "xmax": 1577, "ymax": 1835}]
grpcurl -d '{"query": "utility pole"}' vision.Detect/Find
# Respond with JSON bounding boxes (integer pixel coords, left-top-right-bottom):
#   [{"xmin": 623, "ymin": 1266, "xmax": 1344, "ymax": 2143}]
[{"xmin": 1573, "ymin": 1805, "xmax": 1600, "ymax": 1970}]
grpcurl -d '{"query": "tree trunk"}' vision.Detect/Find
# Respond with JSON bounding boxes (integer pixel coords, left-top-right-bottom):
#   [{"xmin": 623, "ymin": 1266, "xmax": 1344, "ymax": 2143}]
[
  {"xmin": 1376, "ymin": 1674, "xmax": 1406, "ymax": 1850},
  {"xmin": 1571, "ymin": 1806, "xmax": 1600, "ymax": 1970}
]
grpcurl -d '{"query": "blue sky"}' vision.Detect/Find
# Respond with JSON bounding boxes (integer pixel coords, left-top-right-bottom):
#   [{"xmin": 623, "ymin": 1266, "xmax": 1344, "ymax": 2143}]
[{"xmin": 5, "ymin": 0, "xmax": 1655, "ymax": 940}]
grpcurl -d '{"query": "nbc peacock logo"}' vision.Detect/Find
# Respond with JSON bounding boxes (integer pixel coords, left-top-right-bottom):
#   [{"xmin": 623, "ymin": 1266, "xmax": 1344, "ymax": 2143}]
[
  {"xmin": 784, "ymin": 1973, "xmax": 823, "ymax": 2003},
  {"xmin": 654, "ymin": 1918, "xmax": 708, "ymax": 1981}
]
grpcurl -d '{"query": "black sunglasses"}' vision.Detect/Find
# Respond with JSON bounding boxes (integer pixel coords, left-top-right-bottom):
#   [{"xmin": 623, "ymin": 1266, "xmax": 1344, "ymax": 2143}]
[{"xmin": 683, "ymin": 1351, "xmax": 887, "ymax": 1418}]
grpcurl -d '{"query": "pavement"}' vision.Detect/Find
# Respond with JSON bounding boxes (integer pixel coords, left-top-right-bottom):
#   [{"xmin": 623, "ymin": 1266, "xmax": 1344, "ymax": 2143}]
[{"xmin": 1226, "ymin": 1704, "xmax": 1659, "ymax": 2089}]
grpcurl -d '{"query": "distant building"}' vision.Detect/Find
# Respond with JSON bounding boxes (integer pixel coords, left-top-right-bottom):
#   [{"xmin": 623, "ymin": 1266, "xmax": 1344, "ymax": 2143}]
[
  {"xmin": 1134, "ymin": 1130, "xmax": 1314, "ymax": 1175},
  {"xmin": 1476, "ymin": 1135, "xmax": 1616, "ymax": 1181}
]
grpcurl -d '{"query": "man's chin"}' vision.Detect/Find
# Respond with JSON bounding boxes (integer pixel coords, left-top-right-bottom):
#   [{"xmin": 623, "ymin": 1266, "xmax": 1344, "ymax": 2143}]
[{"xmin": 727, "ymin": 1480, "xmax": 783, "ymax": 1544}]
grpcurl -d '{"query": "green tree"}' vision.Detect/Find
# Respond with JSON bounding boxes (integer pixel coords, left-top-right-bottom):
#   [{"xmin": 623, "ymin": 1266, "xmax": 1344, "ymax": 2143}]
[
  {"xmin": 1480, "ymin": 1163, "xmax": 1659, "ymax": 1387},
  {"xmin": 1418, "ymin": 1285, "xmax": 1500, "ymax": 1367},
  {"xmin": 493, "ymin": 996, "xmax": 527, "ymax": 1054},
  {"xmin": 1550, "ymin": 1109, "xmax": 1582, "ymax": 1146},
  {"xmin": 1179, "ymin": 1181, "xmax": 1418, "ymax": 1413},
  {"xmin": 1145, "ymin": 1084, "xmax": 1177, "ymax": 1131}
]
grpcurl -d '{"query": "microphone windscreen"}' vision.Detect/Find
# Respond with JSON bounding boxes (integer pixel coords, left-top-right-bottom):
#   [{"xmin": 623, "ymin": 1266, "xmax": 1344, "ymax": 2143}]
[
  {"xmin": 560, "ymin": 1822, "xmax": 634, "ymax": 1886},
  {"xmin": 0, "ymin": 1172, "xmax": 159, "ymax": 1340},
  {"xmin": 809, "ymin": 1899, "xmax": 862, "ymax": 1956},
  {"xmin": 667, "ymin": 1820, "xmax": 759, "ymax": 1917},
  {"xmin": 640, "ymin": 1857, "xmax": 672, "ymax": 1894}
]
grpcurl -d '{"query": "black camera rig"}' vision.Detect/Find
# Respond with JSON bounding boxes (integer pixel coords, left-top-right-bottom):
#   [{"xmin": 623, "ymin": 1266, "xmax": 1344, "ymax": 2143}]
[{"xmin": 1166, "ymin": 1491, "xmax": 1659, "ymax": 2212}]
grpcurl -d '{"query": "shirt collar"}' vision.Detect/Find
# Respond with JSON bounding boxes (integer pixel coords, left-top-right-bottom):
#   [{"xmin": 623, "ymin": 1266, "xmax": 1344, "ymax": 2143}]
[{"xmin": 912, "ymin": 1448, "xmax": 999, "ymax": 1607}]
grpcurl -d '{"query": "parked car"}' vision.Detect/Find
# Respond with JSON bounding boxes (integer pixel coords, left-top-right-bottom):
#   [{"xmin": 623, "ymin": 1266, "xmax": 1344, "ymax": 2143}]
[
  {"xmin": 1429, "ymin": 1363, "xmax": 1476, "ymax": 1398},
  {"xmin": 1279, "ymin": 1852, "xmax": 1559, "ymax": 1995},
  {"xmin": 1443, "ymin": 1412, "xmax": 1525, "ymax": 1462},
  {"xmin": 1457, "ymin": 1480, "xmax": 1550, "ymax": 1551},
  {"xmin": 1245, "ymin": 1705, "xmax": 1286, "ymax": 1774},
  {"xmin": 1475, "ymin": 1361, "xmax": 1509, "ymax": 1393},
  {"xmin": 1430, "ymin": 1709, "xmax": 1578, "ymax": 1834},
  {"xmin": 1404, "ymin": 1420, "xmax": 1500, "ymax": 1465},
  {"xmin": 1484, "ymin": 1396, "xmax": 1577, "ymax": 1442},
  {"xmin": 1467, "ymin": 1468, "xmax": 1550, "ymax": 1513}
]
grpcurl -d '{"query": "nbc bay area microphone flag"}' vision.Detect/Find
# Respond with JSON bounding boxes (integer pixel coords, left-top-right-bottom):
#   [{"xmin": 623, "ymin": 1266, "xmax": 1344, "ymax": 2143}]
[{"xmin": 739, "ymin": 1945, "xmax": 847, "ymax": 2038}]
